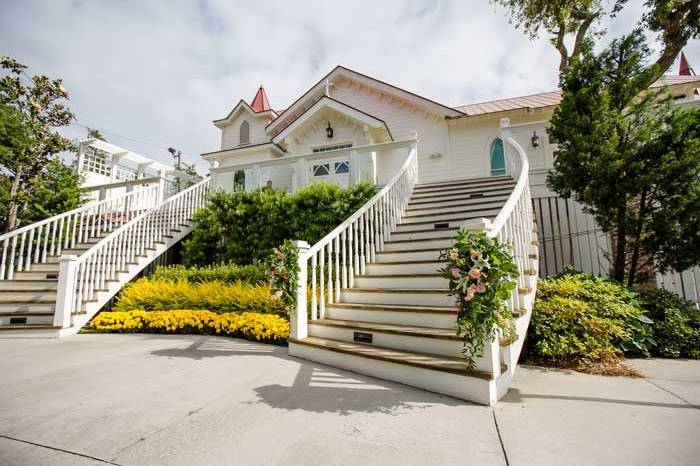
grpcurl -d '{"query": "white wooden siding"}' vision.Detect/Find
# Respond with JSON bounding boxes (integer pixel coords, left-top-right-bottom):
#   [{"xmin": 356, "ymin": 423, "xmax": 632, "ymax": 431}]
[
  {"xmin": 331, "ymin": 81, "xmax": 450, "ymax": 183},
  {"xmin": 220, "ymin": 112, "xmax": 270, "ymax": 150}
]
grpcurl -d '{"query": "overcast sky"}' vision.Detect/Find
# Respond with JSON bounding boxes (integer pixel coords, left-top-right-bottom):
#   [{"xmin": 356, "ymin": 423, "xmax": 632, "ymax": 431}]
[{"xmin": 2, "ymin": 0, "xmax": 698, "ymax": 172}]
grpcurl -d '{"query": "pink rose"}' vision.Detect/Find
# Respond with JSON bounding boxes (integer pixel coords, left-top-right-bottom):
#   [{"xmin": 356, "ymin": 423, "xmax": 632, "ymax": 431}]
[
  {"xmin": 450, "ymin": 267, "xmax": 461, "ymax": 278},
  {"xmin": 466, "ymin": 291, "xmax": 475, "ymax": 301},
  {"xmin": 449, "ymin": 248, "xmax": 459, "ymax": 261},
  {"xmin": 470, "ymin": 249, "xmax": 480, "ymax": 260},
  {"xmin": 476, "ymin": 283, "xmax": 487, "ymax": 294},
  {"xmin": 469, "ymin": 268, "xmax": 481, "ymax": 279}
]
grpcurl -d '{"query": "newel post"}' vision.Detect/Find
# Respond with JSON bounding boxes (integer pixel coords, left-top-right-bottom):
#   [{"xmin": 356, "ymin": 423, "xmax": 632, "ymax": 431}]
[
  {"xmin": 156, "ymin": 170, "xmax": 167, "ymax": 204},
  {"xmin": 53, "ymin": 255, "xmax": 78, "ymax": 329},
  {"xmin": 291, "ymin": 240, "xmax": 310, "ymax": 340},
  {"xmin": 463, "ymin": 218, "xmax": 502, "ymax": 378}
]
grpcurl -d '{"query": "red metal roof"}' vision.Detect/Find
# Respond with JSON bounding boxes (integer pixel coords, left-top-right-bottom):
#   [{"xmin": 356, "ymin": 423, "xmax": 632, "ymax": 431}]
[
  {"xmin": 250, "ymin": 85, "xmax": 272, "ymax": 113},
  {"xmin": 679, "ymin": 52, "xmax": 696, "ymax": 76}
]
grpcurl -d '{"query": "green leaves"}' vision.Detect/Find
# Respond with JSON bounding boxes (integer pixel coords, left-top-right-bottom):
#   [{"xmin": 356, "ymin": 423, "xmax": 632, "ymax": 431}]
[
  {"xmin": 183, "ymin": 181, "xmax": 377, "ymax": 265},
  {"xmin": 547, "ymin": 30, "xmax": 700, "ymax": 283},
  {"xmin": 439, "ymin": 230, "xmax": 520, "ymax": 369}
]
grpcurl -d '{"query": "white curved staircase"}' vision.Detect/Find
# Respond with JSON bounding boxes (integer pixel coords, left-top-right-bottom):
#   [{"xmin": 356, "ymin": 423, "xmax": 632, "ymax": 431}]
[
  {"xmin": 289, "ymin": 130, "xmax": 538, "ymax": 405},
  {"xmin": 0, "ymin": 178, "xmax": 210, "ymax": 337}
]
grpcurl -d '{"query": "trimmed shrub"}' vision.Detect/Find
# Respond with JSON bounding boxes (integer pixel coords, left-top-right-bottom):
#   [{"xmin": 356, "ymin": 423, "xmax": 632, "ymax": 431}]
[
  {"xmin": 183, "ymin": 181, "xmax": 376, "ymax": 265},
  {"xmin": 84, "ymin": 310, "xmax": 289, "ymax": 344},
  {"xmin": 151, "ymin": 263, "xmax": 267, "ymax": 284},
  {"xmin": 636, "ymin": 287, "xmax": 700, "ymax": 359},
  {"xmin": 113, "ymin": 279, "xmax": 287, "ymax": 316},
  {"xmin": 527, "ymin": 273, "xmax": 654, "ymax": 367}
]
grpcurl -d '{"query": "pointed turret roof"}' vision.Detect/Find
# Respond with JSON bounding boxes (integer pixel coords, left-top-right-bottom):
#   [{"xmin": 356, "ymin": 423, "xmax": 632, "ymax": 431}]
[
  {"xmin": 679, "ymin": 52, "xmax": 695, "ymax": 76},
  {"xmin": 250, "ymin": 85, "xmax": 272, "ymax": 112}
]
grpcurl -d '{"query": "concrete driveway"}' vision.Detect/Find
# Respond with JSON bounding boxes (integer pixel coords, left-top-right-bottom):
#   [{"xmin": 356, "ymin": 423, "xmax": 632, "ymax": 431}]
[{"xmin": 0, "ymin": 334, "xmax": 698, "ymax": 466}]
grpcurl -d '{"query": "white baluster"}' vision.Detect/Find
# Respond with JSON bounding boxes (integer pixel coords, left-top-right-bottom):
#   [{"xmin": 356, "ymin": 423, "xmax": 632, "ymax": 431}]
[
  {"xmin": 311, "ymin": 253, "xmax": 318, "ymax": 320},
  {"xmin": 319, "ymin": 246, "xmax": 325, "ymax": 319},
  {"xmin": 327, "ymin": 242, "xmax": 333, "ymax": 304},
  {"xmin": 0, "ymin": 238, "xmax": 8, "ymax": 280},
  {"xmin": 334, "ymin": 234, "xmax": 341, "ymax": 302}
]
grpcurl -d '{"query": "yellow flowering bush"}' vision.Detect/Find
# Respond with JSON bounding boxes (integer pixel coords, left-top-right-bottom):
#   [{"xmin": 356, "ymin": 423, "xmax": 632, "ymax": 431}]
[
  {"xmin": 84, "ymin": 310, "xmax": 289, "ymax": 344},
  {"xmin": 113, "ymin": 279, "xmax": 287, "ymax": 316}
]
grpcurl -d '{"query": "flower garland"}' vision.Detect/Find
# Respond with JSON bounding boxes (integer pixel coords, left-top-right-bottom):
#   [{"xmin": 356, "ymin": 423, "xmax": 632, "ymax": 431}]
[
  {"xmin": 267, "ymin": 240, "xmax": 300, "ymax": 311},
  {"xmin": 439, "ymin": 230, "xmax": 520, "ymax": 369}
]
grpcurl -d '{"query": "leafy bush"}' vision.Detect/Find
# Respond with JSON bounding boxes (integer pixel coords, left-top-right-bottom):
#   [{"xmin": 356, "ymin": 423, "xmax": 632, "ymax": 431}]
[
  {"xmin": 183, "ymin": 181, "xmax": 376, "ymax": 265},
  {"xmin": 151, "ymin": 263, "xmax": 267, "ymax": 284},
  {"xmin": 267, "ymin": 240, "xmax": 300, "ymax": 311},
  {"xmin": 636, "ymin": 287, "xmax": 700, "ymax": 359},
  {"xmin": 84, "ymin": 310, "xmax": 289, "ymax": 344},
  {"xmin": 527, "ymin": 273, "xmax": 654, "ymax": 367},
  {"xmin": 114, "ymin": 279, "xmax": 286, "ymax": 316},
  {"xmin": 439, "ymin": 230, "xmax": 519, "ymax": 369}
]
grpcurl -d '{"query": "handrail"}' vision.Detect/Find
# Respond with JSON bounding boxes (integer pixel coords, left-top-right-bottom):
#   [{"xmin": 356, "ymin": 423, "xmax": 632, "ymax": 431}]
[
  {"xmin": 0, "ymin": 184, "xmax": 161, "ymax": 280},
  {"xmin": 54, "ymin": 177, "xmax": 211, "ymax": 326},
  {"xmin": 291, "ymin": 139, "xmax": 419, "ymax": 338},
  {"xmin": 307, "ymin": 141, "xmax": 417, "ymax": 256},
  {"xmin": 489, "ymin": 135, "xmax": 530, "ymax": 236}
]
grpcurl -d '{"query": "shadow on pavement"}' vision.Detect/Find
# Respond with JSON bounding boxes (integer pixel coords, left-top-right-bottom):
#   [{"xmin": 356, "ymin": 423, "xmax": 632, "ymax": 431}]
[{"xmin": 502, "ymin": 388, "xmax": 697, "ymax": 409}]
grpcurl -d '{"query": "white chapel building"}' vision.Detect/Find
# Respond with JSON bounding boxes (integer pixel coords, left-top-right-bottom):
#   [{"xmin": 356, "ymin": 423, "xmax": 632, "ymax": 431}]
[{"xmin": 202, "ymin": 65, "xmax": 700, "ymax": 280}]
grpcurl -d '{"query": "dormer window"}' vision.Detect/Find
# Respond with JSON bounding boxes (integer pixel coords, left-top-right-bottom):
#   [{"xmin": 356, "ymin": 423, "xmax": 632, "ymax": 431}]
[{"xmin": 239, "ymin": 120, "xmax": 250, "ymax": 145}]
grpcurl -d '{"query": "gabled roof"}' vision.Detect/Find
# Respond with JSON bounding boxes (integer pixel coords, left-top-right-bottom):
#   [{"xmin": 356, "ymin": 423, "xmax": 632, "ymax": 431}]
[
  {"xmin": 213, "ymin": 98, "xmax": 277, "ymax": 128},
  {"xmin": 271, "ymin": 96, "xmax": 393, "ymax": 144},
  {"xmin": 251, "ymin": 85, "xmax": 272, "ymax": 112},
  {"xmin": 679, "ymin": 52, "xmax": 695, "ymax": 76},
  {"xmin": 267, "ymin": 65, "xmax": 464, "ymax": 135}
]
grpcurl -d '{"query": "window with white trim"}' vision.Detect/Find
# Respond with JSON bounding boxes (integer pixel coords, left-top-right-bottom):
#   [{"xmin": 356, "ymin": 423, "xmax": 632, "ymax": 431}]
[{"xmin": 312, "ymin": 163, "xmax": 330, "ymax": 176}]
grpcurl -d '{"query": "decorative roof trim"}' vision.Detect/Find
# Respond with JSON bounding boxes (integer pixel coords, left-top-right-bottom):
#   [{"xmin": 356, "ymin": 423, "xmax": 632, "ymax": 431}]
[
  {"xmin": 271, "ymin": 96, "xmax": 393, "ymax": 144},
  {"xmin": 266, "ymin": 65, "xmax": 463, "ymax": 133},
  {"xmin": 201, "ymin": 142, "xmax": 286, "ymax": 160}
]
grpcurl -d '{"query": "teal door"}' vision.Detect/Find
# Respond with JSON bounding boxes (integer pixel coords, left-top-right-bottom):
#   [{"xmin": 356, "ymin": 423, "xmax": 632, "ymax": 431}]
[{"xmin": 490, "ymin": 138, "xmax": 506, "ymax": 176}]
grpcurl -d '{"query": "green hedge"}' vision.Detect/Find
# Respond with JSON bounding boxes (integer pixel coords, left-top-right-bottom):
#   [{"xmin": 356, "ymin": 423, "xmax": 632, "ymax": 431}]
[
  {"xmin": 183, "ymin": 181, "xmax": 376, "ymax": 265},
  {"xmin": 526, "ymin": 272, "xmax": 654, "ymax": 366},
  {"xmin": 151, "ymin": 263, "xmax": 267, "ymax": 284},
  {"xmin": 637, "ymin": 287, "xmax": 700, "ymax": 359}
]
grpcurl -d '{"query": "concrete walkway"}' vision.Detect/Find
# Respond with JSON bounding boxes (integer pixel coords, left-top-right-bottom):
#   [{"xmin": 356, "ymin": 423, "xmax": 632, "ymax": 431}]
[{"xmin": 0, "ymin": 334, "xmax": 698, "ymax": 466}]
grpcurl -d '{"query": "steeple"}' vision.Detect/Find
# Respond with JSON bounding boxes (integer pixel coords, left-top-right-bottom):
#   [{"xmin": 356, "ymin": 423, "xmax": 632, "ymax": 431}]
[
  {"xmin": 250, "ymin": 85, "xmax": 272, "ymax": 112},
  {"xmin": 679, "ymin": 52, "xmax": 696, "ymax": 76}
]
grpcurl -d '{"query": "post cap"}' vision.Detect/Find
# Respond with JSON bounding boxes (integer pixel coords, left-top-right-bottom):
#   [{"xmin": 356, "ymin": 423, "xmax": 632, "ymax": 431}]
[
  {"xmin": 291, "ymin": 240, "xmax": 310, "ymax": 250},
  {"xmin": 59, "ymin": 254, "xmax": 79, "ymax": 262},
  {"xmin": 463, "ymin": 218, "xmax": 493, "ymax": 232}
]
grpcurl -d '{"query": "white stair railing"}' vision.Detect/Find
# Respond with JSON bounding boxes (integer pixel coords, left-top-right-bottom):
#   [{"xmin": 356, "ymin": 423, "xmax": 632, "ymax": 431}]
[
  {"xmin": 291, "ymin": 139, "xmax": 418, "ymax": 339},
  {"xmin": 53, "ymin": 177, "xmax": 211, "ymax": 328},
  {"xmin": 0, "ymin": 185, "xmax": 162, "ymax": 280},
  {"xmin": 487, "ymin": 119, "xmax": 537, "ymax": 317}
]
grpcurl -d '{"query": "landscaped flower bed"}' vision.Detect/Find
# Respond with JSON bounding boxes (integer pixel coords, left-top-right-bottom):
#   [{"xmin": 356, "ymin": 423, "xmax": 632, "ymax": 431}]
[
  {"xmin": 113, "ymin": 279, "xmax": 287, "ymax": 316},
  {"xmin": 84, "ymin": 310, "xmax": 289, "ymax": 344}
]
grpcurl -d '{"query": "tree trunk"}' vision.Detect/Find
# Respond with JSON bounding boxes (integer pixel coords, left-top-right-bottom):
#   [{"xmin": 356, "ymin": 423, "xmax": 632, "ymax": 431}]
[
  {"xmin": 5, "ymin": 170, "xmax": 23, "ymax": 233},
  {"xmin": 612, "ymin": 206, "xmax": 627, "ymax": 283},
  {"xmin": 627, "ymin": 190, "xmax": 647, "ymax": 288}
]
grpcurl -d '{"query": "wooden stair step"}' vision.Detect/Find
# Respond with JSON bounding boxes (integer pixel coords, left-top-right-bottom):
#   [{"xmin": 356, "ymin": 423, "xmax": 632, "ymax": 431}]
[
  {"xmin": 328, "ymin": 302, "xmax": 458, "ymax": 314},
  {"xmin": 288, "ymin": 336, "xmax": 495, "ymax": 380},
  {"xmin": 311, "ymin": 318, "xmax": 461, "ymax": 341}
]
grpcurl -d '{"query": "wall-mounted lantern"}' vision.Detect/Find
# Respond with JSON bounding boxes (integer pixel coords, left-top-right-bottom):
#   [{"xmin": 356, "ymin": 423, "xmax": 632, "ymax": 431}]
[
  {"xmin": 326, "ymin": 122, "xmax": 334, "ymax": 139},
  {"xmin": 531, "ymin": 130, "xmax": 541, "ymax": 148}
]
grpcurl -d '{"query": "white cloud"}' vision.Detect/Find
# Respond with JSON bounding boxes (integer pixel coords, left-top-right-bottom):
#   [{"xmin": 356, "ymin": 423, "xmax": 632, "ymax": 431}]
[{"xmin": 2, "ymin": 0, "xmax": 697, "ymax": 171}]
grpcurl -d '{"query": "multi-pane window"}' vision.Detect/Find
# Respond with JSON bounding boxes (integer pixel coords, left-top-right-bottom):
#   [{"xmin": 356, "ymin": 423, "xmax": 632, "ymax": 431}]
[
  {"xmin": 82, "ymin": 150, "xmax": 111, "ymax": 176},
  {"xmin": 312, "ymin": 163, "xmax": 330, "ymax": 176},
  {"xmin": 312, "ymin": 142, "xmax": 352, "ymax": 153},
  {"xmin": 114, "ymin": 164, "xmax": 137, "ymax": 181},
  {"xmin": 334, "ymin": 161, "xmax": 350, "ymax": 174}
]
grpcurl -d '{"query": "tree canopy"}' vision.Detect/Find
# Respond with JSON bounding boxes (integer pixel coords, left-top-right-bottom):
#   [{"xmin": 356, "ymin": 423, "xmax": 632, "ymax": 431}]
[
  {"xmin": 546, "ymin": 31, "xmax": 700, "ymax": 285},
  {"xmin": 494, "ymin": 0, "xmax": 700, "ymax": 91}
]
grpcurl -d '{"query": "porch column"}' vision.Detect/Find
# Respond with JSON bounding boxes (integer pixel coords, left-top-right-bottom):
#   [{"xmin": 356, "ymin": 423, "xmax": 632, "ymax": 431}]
[
  {"xmin": 349, "ymin": 150, "xmax": 359, "ymax": 184},
  {"xmin": 297, "ymin": 158, "xmax": 307, "ymax": 190},
  {"xmin": 370, "ymin": 151, "xmax": 377, "ymax": 185},
  {"xmin": 252, "ymin": 164, "xmax": 262, "ymax": 189}
]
